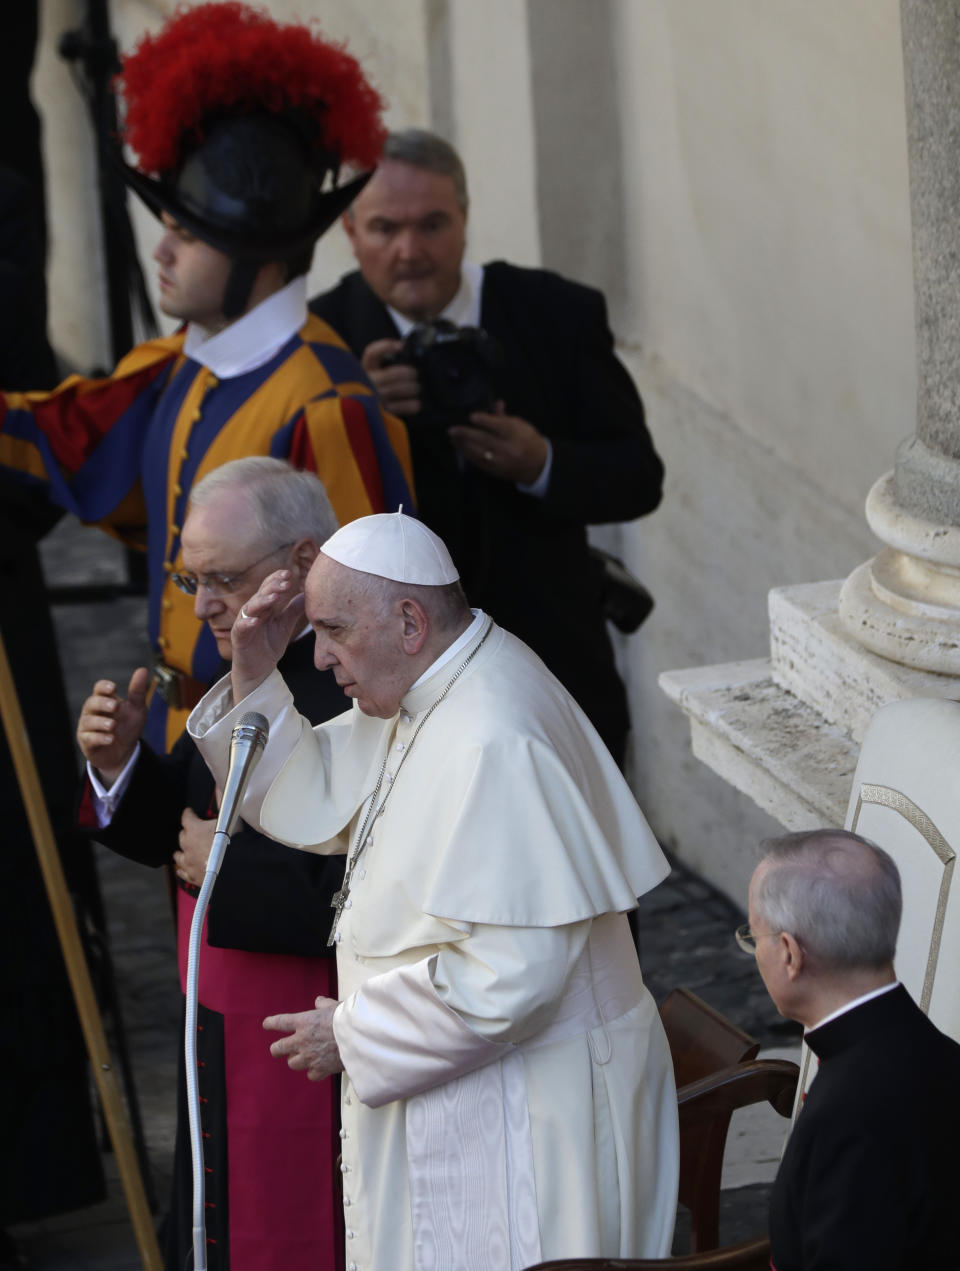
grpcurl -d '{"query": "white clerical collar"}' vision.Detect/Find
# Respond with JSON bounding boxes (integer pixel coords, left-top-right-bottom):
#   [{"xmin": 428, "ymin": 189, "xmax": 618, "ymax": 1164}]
[
  {"xmin": 387, "ymin": 262, "xmax": 484, "ymax": 336},
  {"xmin": 408, "ymin": 608, "xmax": 485, "ymax": 691},
  {"xmin": 806, "ymin": 980, "xmax": 899, "ymax": 1034},
  {"xmin": 183, "ymin": 275, "xmax": 308, "ymax": 378}
]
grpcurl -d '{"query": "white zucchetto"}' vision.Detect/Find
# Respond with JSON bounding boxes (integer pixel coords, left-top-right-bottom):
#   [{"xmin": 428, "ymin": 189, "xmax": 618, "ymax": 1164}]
[{"xmin": 320, "ymin": 509, "xmax": 459, "ymax": 585}]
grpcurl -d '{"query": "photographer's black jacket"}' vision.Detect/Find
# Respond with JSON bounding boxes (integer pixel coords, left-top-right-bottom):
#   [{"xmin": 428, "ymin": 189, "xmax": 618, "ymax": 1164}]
[{"xmin": 311, "ymin": 261, "xmax": 664, "ymax": 763}]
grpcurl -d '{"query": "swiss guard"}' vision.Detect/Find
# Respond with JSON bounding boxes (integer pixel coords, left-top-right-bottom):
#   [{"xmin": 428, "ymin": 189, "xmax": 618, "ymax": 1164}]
[{"xmin": 0, "ymin": 0, "xmax": 413, "ymax": 750}]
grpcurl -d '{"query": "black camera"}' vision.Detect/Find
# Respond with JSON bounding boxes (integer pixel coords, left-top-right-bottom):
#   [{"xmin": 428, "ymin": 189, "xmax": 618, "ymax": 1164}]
[{"xmin": 381, "ymin": 318, "xmax": 502, "ymax": 425}]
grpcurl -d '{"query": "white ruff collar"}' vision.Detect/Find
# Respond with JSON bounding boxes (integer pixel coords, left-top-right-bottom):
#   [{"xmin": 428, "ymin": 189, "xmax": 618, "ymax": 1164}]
[{"xmin": 183, "ymin": 275, "xmax": 308, "ymax": 378}]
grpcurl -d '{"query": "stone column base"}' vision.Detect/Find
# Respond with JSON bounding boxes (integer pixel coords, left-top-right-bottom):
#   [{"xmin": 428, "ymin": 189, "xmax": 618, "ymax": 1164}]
[
  {"xmin": 660, "ymin": 579, "xmax": 960, "ymax": 866},
  {"xmin": 839, "ymin": 470, "xmax": 960, "ymax": 673}
]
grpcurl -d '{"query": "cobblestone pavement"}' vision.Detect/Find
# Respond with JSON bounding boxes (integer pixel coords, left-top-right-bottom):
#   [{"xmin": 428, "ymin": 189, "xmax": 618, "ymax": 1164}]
[{"xmin": 8, "ymin": 517, "xmax": 800, "ymax": 1268}]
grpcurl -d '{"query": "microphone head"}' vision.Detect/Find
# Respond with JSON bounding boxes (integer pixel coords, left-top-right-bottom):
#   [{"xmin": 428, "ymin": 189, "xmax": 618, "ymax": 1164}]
[
  {"xmin": 238, "ymin": 711, "xmax": 269, "ymax": 735},
  {"xmin": 233, "ymin": 711, "xmax": 269, "ymax": 750},
  {"xmin": 217, "ymin": 711, "xmax": 270, "ymax": 842}
]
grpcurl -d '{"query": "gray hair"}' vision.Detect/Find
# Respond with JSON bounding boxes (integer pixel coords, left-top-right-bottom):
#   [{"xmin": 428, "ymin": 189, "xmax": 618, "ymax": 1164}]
[
  {"xmin": 189, "ymin": 457, "xmax": 338, "ymax": 547},
  {"xmin": 348, "ymin": 569, "xmax": 470, "ymax": 634},
  {"xmin": 376, "ymin": 129, "xmax": 469, "ymax": 214},
  {"xmin": 754, "ymin": 829, "xmax": 902, "ymax": 971}
]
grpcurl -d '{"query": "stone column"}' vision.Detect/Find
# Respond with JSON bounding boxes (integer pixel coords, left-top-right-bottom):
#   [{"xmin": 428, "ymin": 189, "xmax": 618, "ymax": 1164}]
[{"xmin": 840, "ymin": 0, "xmax": 960, "ymax": 672}]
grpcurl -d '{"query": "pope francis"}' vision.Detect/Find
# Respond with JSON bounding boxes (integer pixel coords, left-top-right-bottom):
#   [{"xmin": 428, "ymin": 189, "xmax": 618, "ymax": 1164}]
[{"xmin": 188, "ymin": 511, "xmax": 679, "ymax": 1270}]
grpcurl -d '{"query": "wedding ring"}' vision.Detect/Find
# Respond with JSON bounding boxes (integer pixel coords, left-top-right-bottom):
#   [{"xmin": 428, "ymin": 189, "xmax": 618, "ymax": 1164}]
[{"xmin": 240, "ymin": 605, "xmax": 250, "ymax": 620}]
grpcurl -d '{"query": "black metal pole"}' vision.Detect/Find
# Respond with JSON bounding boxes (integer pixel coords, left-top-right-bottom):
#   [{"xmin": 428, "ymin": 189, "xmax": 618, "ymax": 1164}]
[
  {"xmin": 59, "ymin": 0, "xmax": 154, "ymax": 593},
  {"xmin": 90, "ymin": 0, "xmax": 137, "ymax": 362},
  {"xmin": 60, "ymin": 0, "xmax": 159, "ymax": 365}
]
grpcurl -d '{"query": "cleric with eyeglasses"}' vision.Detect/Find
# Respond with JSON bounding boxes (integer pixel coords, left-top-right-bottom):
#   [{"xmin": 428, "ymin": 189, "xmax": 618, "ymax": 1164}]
[{"xmin": 74, "ymin": 457, "xmax": 351, "ymax": 1271}]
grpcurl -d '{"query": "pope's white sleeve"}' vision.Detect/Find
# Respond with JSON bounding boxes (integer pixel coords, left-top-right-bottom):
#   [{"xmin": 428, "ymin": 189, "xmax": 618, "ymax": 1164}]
[{"xmin": 333, "ymin": 920, "xmax": 592, "ymax": 1108}]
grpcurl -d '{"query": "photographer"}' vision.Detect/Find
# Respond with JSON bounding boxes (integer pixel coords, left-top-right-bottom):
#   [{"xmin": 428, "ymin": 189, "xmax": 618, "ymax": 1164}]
[{"xmin": 310, "ymin": 129, "xmax": 663, "ymax": 765}]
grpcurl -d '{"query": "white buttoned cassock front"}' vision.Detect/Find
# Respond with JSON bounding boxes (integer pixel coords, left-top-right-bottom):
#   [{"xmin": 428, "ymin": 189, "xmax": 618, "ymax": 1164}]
[{"xmin": 189, "ymin": 616, "xmax": 679, "ymax": 1270}]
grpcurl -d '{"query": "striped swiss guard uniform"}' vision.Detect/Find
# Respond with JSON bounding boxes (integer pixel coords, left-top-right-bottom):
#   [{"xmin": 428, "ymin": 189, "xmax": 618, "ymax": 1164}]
[{"xmin": 0, "ymin": 277, "xmax": 413, "ymax": 749}]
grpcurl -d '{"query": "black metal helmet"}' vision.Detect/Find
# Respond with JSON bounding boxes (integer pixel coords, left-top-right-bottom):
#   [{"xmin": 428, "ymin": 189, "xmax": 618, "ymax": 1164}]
[{"xmin": 115, "ymin": 3, "xmax": 385, "ymax": 316}]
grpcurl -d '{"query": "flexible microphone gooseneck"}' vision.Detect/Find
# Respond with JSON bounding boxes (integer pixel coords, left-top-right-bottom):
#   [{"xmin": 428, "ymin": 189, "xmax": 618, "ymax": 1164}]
[{"xmin": 185, "ymin": 712, "xmax": 269, "ymax": 1271}]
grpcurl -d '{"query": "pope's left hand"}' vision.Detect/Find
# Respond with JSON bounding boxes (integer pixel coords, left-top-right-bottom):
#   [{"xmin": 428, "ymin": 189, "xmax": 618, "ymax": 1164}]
[
  {"xmin": 448, "ymin": 401, "xmax": 549, "ymax": 485},
  {"xmin": 263, "ymin": 996, "xmax": 343, "ymax": 1082}
]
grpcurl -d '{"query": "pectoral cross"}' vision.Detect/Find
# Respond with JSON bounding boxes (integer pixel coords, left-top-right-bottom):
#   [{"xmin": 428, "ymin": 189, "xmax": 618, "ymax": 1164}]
[{"xmin": 327, "ymin": 886, "xmax": 349, "ymax": 947}]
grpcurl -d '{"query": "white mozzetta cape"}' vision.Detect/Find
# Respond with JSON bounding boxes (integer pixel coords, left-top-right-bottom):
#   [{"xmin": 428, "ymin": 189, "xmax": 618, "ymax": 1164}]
[{"xmin": 190, "ymin": 620, "xmax": 679, "ymax": 1270}]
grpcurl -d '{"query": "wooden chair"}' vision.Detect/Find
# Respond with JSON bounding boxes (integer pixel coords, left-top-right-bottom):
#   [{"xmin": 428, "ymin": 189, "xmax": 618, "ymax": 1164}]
[
  {"xmin": 660, "ymin": 987, "xmax": 759, "ymax": 1253},
  {"xmin": 526, "ymin": 1234, "xmax": 772, "ymax": 1269},
  {"xmin": 528, "ymin": 1238, "xmax": 772, "ymax": 1270},
  {"xmin": 528, "ymin": 989, "xmax": 799, "ymax": 1270}
]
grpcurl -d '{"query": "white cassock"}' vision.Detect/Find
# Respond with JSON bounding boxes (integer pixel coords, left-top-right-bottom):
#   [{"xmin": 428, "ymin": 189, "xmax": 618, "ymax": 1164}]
[{"xmin": 189, "ymin": 614, "xmax": 679, "ymax": 1271}]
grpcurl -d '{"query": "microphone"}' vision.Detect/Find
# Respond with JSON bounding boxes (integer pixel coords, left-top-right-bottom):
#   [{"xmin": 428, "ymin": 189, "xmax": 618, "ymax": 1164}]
[
  {"xmin": 213, "ymin": 710, "xmax": 270, "ymax": 845},
  {"xmin": 186, "ymin": 709, "xmax": 269, "ymax": 1271}
]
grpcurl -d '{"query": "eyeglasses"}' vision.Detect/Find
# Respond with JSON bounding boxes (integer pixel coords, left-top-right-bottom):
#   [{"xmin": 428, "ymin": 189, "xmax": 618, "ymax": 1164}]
[
  {"xmin": 734, "ymin": 923, "xmax": 781, "ymax": 955},
  {"xmin": 170, "ymin": 541, "xmax": 294, "ymax": 597}
]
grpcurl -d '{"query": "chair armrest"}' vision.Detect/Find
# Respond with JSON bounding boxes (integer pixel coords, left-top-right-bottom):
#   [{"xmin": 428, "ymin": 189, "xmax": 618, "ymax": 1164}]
[
  {"xmin": 678, "ymin": 1058, "xmax": 799, "ymax": 1129},
  {"xmin": 529, "ymin": 1235, "xmax": 772, "ymax": 1269}
]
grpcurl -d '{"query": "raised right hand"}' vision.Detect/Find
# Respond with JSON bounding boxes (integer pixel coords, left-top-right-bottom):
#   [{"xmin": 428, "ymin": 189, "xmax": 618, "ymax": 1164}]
[
  {"xmin": 361, "ymin": 338, "xmax": 422, "ymax": 416},
  {"xmin": 76, "ymin": 666, "xmax": 150, "ymax": 786},
  {"xmin": 230, "ymin": 568, "xmax": 306, "ymax": 702}
]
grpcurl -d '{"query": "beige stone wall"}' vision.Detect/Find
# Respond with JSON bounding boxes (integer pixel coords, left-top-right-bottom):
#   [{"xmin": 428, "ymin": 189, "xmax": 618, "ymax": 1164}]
[
  {"xmin": 34, "ymin": 0, "xmax": 916, "ymax": 900},
  {"xmin": 35, "ymin": 0, "xmax": 107, "ymax": 370},
  {"xmin": 607, "ymin": 0, "xmax": 915, "ymax": 895}
]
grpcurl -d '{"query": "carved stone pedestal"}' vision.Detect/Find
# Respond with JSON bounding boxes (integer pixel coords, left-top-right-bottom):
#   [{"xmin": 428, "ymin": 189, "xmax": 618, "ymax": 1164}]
[
  {"xmin": 660, "ymin": 581, "xmax": 960, "ymax": 894},
  {"xmin": 839, "ymin": 472, "xmax": 960, "ymax": 674}
]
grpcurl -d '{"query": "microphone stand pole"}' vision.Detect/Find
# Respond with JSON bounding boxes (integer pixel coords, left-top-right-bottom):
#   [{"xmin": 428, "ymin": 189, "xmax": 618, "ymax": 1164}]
[
  {"xmin": 0, "ymin": 629, "xmax": 162, "ymax": 1271},
  {"xmin": 184, "ymin": 825, "xmax": 231, "ymax": 1271}
]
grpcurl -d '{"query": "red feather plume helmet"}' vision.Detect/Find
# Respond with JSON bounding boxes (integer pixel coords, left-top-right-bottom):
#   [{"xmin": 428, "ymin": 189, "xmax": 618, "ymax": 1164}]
[{"xmin": 114, "ymin": 2, "xmax": 387, "ymax": 313}]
